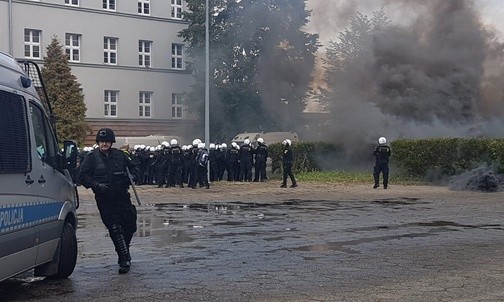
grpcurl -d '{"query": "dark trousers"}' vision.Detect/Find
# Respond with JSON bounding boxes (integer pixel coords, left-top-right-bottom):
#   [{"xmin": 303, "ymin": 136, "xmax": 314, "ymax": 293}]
[
  {"xmin": 282, "ymin": 163, "xmax": 296, "ymax": 185},
  {"xmin": 373, "ymin": 161, "xmax": 389, "ymax": 187}
]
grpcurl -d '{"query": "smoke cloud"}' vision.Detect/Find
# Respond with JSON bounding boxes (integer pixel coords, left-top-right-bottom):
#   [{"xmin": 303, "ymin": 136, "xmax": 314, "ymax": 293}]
[{"xmin": 302, "ymin": 0, "xmax": 504, "ymax": 168}]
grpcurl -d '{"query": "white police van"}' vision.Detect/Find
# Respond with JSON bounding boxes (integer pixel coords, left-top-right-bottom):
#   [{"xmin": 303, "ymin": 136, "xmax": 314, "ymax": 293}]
[{"xmin": 0, "ymin": 52, "xmax": 79, "ymax": 281}]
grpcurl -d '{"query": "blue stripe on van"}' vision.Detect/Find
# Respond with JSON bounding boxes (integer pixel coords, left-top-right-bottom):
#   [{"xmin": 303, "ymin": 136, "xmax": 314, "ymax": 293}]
[{"xmin": 0, "ymin": 201, "xmax": 64, "ymax": 233}]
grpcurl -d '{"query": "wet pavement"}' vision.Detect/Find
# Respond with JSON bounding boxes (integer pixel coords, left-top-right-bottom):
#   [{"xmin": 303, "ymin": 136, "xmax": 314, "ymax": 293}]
[{"xmin": 2, "ymin": 183, "xmax": 504, "ymax": 301}]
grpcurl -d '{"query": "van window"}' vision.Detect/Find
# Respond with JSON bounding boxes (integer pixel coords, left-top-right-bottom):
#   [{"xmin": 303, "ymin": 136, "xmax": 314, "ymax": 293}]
[
  {"xmin": 29, "ymin": 102, "xmax": 58, "ymax": 168},
  {"xmin": 0, "ymin": 90, "xmax": 31, "ymax": 173}
]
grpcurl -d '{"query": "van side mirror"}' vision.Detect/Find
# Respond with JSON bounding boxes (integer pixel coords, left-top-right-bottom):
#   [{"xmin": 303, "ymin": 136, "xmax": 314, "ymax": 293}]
[{"xmin": 63, "ymin": 140, "xmax": 78, "ymax": 171}]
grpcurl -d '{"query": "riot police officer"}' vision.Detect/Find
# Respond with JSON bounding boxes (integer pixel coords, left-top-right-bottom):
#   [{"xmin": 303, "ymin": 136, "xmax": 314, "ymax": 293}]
[
  {"xmin": 253, "ymin": 137, "xmax": 268, "ymax": 182},
  {"xmin": 280, "ymin": 139, "xmax": 297, "ymax": 188},
  {"xmin": 169, "ymin": 139, "xmax": 184, "ymax": 188},
  {"xmin": 228, "ymin": 142, "xmax": 240, "ymax": 181},
  {"xmin": 79, "ymin": 128, "xmax": 137, "ymax": 274},
  {"xmin": 373, "ymin": 136, "xmax": 391, "ymax": 189},
  {"xmin": 239, "ymin": 139, "xmax": 254, "ymax": 182}
]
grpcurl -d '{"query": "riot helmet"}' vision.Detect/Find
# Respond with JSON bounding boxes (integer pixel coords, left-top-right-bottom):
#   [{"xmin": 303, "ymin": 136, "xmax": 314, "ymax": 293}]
[{"xmin": 95, "ymin": 128, "xmax": 116, "ymax": 143}]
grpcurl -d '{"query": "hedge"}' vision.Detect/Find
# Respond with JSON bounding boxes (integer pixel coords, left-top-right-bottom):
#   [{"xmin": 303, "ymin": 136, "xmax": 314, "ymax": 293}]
[
  {"xmin": 268, "ymin": 138, "xmax": 504, "ymax": 179},
  {"xmin": 391, "ymin": 138, "xmax": 504, "ymax": 178}
]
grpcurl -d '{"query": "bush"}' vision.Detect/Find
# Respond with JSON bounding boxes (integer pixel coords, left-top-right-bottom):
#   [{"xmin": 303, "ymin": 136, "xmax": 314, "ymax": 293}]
[
  {"xmin": 391, "ymin": 138, "xmax": 504, "ymax": 178},
  {"xmin": 270, "ymin": 142, "xmax": 343, "ymax": 174}
]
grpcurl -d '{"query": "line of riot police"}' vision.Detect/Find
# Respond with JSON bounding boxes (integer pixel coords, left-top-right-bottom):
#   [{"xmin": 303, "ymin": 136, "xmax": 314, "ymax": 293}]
[{"xmin": 77, "ymin": 137, "xmax": 270, "ymax": 189}]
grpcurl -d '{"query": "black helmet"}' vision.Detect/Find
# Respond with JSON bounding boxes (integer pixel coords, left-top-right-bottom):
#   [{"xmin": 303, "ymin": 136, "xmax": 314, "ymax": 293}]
[{"xmin": 95, "ymin": 128, "xmax": 116, "ymax": 143}]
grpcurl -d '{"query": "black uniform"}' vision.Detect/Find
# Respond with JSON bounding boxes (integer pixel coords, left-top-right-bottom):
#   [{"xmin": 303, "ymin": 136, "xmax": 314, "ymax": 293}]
[
  {"xmin": 169, "ymin": 145, "xmax": 184, "ymax": 188},
  {"xmin": 281, "ymin": 144, "xmax": 297, "ymax": 188},
  {"xmin": 217, "ymin": 146, "xmax": 228, "ymax": 181},
  {"xmin": 79, "ymin": 147, "xmax": 137, "ymax": 273},
  {"xmin": 156, "ymin": 147, "xmax": 170, "ymax": 187},
  {"xmin": 239, "ymin": 143, "xmax": 254, "ymax": 182},
  {"xmin": 373, "ymin": 144, "xmax": 391, "ymax": 188},
  {"xmin": 228, "ymin": 146, "xmax": 240, "ymax": 181},
  {"xmin": 196, "ymin": 147, "xmax": 210, "ymax": 189},
  {"xmin": 253, "ymin": 142, "xmax": 268, "ymax": 182},
  {"xmin": 209, "ymin": 147, "xmax": 219, "ymax": 182}
]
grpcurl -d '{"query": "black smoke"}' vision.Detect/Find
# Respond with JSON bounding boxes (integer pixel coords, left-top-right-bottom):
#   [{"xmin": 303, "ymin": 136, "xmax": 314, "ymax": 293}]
[
  {"xmin": 449, "ymin": 164, "xmax": 504, "ymax": 192},
  {"xmin": 304, "ymin": 0, "xmax": 504, "ymax": 169}
]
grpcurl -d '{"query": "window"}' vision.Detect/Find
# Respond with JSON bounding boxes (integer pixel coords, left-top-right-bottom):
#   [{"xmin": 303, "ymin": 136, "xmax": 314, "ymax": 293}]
[
  {"xmin": 171, "ymin": 93, "xmax": 183, "ymax": 118},
  {"xmin": 171, "ymin": 44, "xmax": 184, "ymax": 69},
  {"xmin": 138, "ymin": 0, "xmax": 150, "ymax": 15},
  {"xmin": 65, "ymin": 0, "xmax": 79, "ymax": 6},
  {"xmin": 104, "ymin": 90, "xmax": 118, "ymax": 117},
  {"xmin": 139, "ymin": 92, "xmax": 152, "ymax": 117},
  {"xmin": 103, "ymin": 0, "xmax": 115, "ymax": 10},
  {"xmin": 65, "ymin": 33, "xmax": 81, "ymax": 62},
  {"xmin": 24, "ymin": 29, "xmax": 41, "ymax": 59},
  {"xmin": 30, "ymin": 102, "xmax": 59, "ymax": 168},
  {"xmin": 171, "ymin": 0, "xmax": 183, "ymax": 19},
  {"xmin": 0, "ymin": 91, "xmax": 31, "ymax": 173},
  {"xmin": 138, "ymin": 40, "xmax": 152, "ymax": 67},
  {"xmin": 104, "ymin": 37, "xmax": 118, "ymax": 65}
]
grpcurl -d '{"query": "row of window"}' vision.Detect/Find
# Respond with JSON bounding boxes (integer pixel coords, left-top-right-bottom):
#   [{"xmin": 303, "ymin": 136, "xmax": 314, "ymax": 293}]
[
  {"xmin": 24, "ymin": 29, "xmax": 184, "ymax": 69},
  {"xmin": 104, "ymin": 91, "xmax": 184, "ymax": 118},
  {"xmin": 29, "ymin": 0, "xmax": 185, "ymax": 19}
]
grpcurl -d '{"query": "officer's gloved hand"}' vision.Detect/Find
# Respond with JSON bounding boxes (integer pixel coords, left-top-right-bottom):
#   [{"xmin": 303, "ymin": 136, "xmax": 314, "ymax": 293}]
[{"xmin": 94, "ymin": 183, "xmax": 110, "ymax": 193}]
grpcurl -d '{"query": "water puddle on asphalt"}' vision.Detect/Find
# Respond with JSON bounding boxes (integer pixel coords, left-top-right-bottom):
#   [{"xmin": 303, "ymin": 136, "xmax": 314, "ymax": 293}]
[{"xmin": 76, "ymin": 199, "xmax": 504, "ymax": 255}]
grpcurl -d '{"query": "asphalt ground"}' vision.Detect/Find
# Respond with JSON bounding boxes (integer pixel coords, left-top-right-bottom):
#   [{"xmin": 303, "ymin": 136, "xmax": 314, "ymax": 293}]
[{"xmin": 1, "ymin": 181, "xmax": 504, "ymax": 302}]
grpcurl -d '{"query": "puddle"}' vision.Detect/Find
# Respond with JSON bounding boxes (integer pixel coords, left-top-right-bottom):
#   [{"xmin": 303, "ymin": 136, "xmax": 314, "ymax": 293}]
[{"xmin": 75, "ymin": 199, "xmax": 504, "ymax": 257}]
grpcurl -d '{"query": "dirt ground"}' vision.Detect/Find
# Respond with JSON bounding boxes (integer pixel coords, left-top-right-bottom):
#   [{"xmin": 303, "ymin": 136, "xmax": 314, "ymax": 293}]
[{"xmin": 78, "ymin": 180, "xmax": 504, "ymax": 205}]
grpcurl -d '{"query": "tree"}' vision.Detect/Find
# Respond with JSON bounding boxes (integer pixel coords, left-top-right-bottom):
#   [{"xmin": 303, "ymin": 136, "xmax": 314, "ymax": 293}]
[
  {"xmin": 41, "ymin": 36, "xmax": 88, "ymax": 145},
  {"xmin": 179, "ymin": 0, "xmax": 318, "ymax": 141},
  {"xmin": 321, "ymin": 10, "xmax": 390, "ymax": 113}
]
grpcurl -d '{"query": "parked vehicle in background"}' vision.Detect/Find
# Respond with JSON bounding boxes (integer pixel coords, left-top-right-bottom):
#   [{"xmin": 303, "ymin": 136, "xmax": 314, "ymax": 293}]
[{"xmin": 0, "ymin": 52, "xmax": 79, "ymax": 282}]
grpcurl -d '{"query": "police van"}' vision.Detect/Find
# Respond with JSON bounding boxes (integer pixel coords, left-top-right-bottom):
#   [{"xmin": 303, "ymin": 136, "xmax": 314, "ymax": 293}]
[{"xmin": 0, "ymin": 52, "xmax": 79, "ymax": 281}]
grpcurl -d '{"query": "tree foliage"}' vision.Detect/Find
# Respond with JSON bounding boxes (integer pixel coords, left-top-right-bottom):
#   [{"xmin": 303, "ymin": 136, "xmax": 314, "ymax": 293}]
[
  {"xmin": 41, "ymin": 36, "xmax": 88, "ymax": 145},
  {"xmin": 179, "ymin": 0, "xmax": 318, "ymax": 141},
  {"xmin": 321, "ymin": 9, "xmax": 390, "ymax": 114}
]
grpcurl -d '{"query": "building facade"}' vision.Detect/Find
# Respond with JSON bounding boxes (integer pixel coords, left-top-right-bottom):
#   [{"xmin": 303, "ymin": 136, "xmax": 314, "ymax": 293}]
[{"xmin": 0, "ymin": 0, "xmax": 196, "ymax": 145}]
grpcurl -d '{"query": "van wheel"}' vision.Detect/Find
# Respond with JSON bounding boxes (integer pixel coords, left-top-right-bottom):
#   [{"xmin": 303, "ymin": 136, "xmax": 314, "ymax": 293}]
[{"xmin": 47, "ymin": 222, "xmax": 78, "ymax": 279}]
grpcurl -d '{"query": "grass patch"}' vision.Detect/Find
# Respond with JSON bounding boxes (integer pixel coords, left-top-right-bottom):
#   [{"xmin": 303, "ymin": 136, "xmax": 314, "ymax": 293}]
[{"xmin": 271, "ymin": 171, "xmax": 424, "ymax": 185}]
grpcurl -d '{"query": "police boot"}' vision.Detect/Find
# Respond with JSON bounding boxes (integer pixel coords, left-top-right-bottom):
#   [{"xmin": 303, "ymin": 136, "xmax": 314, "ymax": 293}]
[
  {"xmin": 373, "ymin": 173, "xmax": 380, "ymax": 189},
  {"xmin": 383, "ymin": 173, "xmax": 389, "ymax": 189},
  {"xmin": 109, "ymin": 224, "xmax": 131, "ymax": 274},
  {"xmin": 290, "ymin": 175, "xmax": 297, "ymax": 188}
]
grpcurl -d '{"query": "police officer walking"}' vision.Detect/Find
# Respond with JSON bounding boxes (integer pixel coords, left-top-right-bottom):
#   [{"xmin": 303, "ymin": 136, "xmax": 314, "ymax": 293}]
[
  {"xmin": 373, "ymin": 136, "xmax": 391, "ymax": 189},
  {"xmin": 280, "ymin": 139, "xmax": 297, "ymax": 188},
  {"xmin": 79, "ymin": 128, "xmax": 138, "ymax": 274}
]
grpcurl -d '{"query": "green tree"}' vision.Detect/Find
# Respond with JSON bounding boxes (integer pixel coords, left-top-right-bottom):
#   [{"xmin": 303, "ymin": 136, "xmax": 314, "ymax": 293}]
[
  {"xmin": 321, "ymin": 10, "xmax": 390, "ymax": 114},
  {"xmin": 41, "ymin": 36, "xmax": 88, "ymax": 145},
  {"xmin": 180, "ymin": 0, "xmax": 318, "ymax": 141}
]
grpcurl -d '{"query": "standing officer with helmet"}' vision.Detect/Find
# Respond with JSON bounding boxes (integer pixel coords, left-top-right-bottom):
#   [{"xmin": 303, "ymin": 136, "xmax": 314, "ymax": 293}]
[
  {"xmin": 280, "ymin": 139, "xmax": 297, "ymax": 188},
  {"xmin": 373, "ymin": 136, "xmax": 391, "ymax": 189},
  {"xmin": 239, "ymin": 139, "xmax": 254, "ymax": 182},
  {"xmin": 253, "ymin": 137, "xmax": 268, "ymax": 182},
  {"xmin": 79, "ymin": 128, "xmax": 138, "ymax": 274},
  {"xmin": 169, "ymin": 139, "xmax": 184, "ymax": 188}
]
